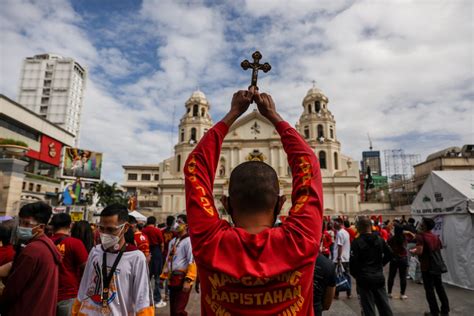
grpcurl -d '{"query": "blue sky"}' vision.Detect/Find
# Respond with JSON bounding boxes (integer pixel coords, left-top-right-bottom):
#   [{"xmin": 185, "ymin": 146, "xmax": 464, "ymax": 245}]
[{"xmin": 1, "ymin": 0, "xmax": 472, "ymax": 183}]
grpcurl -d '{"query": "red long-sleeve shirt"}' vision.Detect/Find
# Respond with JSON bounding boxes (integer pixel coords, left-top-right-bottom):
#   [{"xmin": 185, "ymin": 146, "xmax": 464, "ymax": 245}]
[{"xmin": 184, "ymin": 120, "xmax": 323, "ymax": 316}]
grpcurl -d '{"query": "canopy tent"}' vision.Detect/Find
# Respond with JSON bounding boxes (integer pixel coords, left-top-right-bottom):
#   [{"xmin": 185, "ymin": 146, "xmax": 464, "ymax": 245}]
[
  {"xmin": 128, "ymin": 210, "xmax": 147, "ymax": 222},
  {"xmin": 411, "ymin": 170, "xmax": 474, "ymax": 290}
]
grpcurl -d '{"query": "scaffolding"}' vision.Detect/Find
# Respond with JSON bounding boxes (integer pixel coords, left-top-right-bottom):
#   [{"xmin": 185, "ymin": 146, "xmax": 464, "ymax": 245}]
[{"xmin": 383, "ymin": 149, "xmax": 421, "ymax": 182}]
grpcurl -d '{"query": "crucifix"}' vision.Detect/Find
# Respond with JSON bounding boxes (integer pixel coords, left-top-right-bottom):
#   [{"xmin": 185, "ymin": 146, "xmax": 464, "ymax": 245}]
[{"xmin": 241, "ymin": 51, "xmax": 271, "ymax": 90}]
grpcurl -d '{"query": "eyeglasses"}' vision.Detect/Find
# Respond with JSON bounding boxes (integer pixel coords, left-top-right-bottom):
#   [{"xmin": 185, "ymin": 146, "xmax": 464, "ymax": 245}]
[
  {"xmin": 98, "ymin": 223, "xmax": 125, "ymax": 235},
  {"xmin": 19, "ymin": 219, "xmax": 40, "ymax": 228}
]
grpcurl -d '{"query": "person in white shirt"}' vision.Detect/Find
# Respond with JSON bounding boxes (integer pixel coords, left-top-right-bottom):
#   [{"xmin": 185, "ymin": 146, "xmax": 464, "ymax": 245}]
[
  {"xmin": 333, "ymin": 218, "xmax": 352, "ymax": 299},
  {"xmin": 72, "ymin": 204, "xmax": 154, "ymax": 316},
  {"xmin": 161, "ymin": 214, "xmax": 197, "ymax": 316}
]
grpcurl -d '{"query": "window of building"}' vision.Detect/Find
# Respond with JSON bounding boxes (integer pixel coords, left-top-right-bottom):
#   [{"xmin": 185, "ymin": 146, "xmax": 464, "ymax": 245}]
[
  {"xmin": 308, "ymin": 104, "xmax": 312, "ymax": 113},
  {"xmin": 28, "ymin": 183, "xmax": 34, "ymax": 191},
  {"xmin": 154, "ymin": 174, "xmax": 159, "ymax": 181},
  {"xmin": 36, "ymin": 184, "xmax": 41, "ymax": 192},
  {"xmin": 40, "ymin": 106, "xmax": 48, "ymax": 114},
  {"xmin": 304, "ymin": 126, "xmax": 310, "ymax": 139},
  {"xmin": 141, "ymin": 174, "xmax": 151, "ymax": 181},
  {"xmin": 334, "ymin": 152, "xmax": 338, "ymax": 170},
  {"xmin": 330, "ymin": 126, "xmax": 334, "ymax": 139},
  {"xmin": 180, "ymin": 129, "xmax": 184, "ymax": 142},
  {"xmin": 41, "ymin": 97, "xmax": 49, "ymax": 104},
  {"xmin": 128, "ymin": 173, "xmax": 138, "ymax": 181},
  {"xmin": 201, "ymin": 108, "xmax": 205, "ymax": 117},
  {"xmin": 315, "ymin": 101, "xmax": 321, "ymax": 112},
  {"xmin": 22, "ymin": 182, "xmax": 26, "ymax": 190},
  {"xmin": 317, "ymin": 124, "xmax": 324, "ymax": 138},
  {"xmin": 0, "ymin": 115, "xmax": 39, "ymax": 141},
  {"xmin": 177, "ymin": 155, "xmax": 181, "ymax": 172},
  {"xmin": 190, "ymin": 128, "xmax": 197, "ymax": 142},
  {"xmin": 319, "ymin": 151, "xmax": 327, "ymax": 169},
  {"xmin": 192, "ymin": 104, "xmax": 199, "ymax": 117}
]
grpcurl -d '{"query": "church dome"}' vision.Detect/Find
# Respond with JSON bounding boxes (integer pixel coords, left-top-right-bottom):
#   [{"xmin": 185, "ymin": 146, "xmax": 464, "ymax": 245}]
[
  {"xmin": 304, "ymin": 86, "xmax": 328, "ymax": 102},
  {"xmin": 189, "ymin": 90, "xmax": 207, "ymax": 101}
]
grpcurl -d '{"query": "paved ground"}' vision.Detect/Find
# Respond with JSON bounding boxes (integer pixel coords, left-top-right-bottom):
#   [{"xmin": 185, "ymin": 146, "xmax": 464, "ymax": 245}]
[{"xmin": 156, "ymin": 272, "xmax": 473, "ymax": 316}]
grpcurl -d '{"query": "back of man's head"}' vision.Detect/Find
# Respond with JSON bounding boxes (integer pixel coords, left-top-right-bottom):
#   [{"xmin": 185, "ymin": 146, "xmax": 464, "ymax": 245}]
[
  {"xmin": 166, "ymin": 215, "xmax": 175, "ymax": 227},
  {"xmin": 147, "ymin": 216, "xmax": 157, "ymax": 226},
  {"xmin": 343, "ymin": 220, "xmax": 350, "ymax": 228},
  {"xmin": 0, "ymin": 223, "xmax": 13, "ymax": 245},
  {"xmin": 50, "ymin": 213, "xmax": 72, "ymax": 231},
  {"xmin": 128, "ymin": 215, "xmax": 138, "ymax": 225},
  {"xmin": 100, "ymin": 204, "xmax": 128, "ymax": 223},
  {"xmin": 229, "ymin": 161, "xmax": 279, "ymax": 213},
  {"xmin": 19, "ymin": 202, "xmax": 52, "ymax": 224},
  {"xmin": 356, "ymin": 216, "xmax": 372, "ymax": 233},
  {"xmin": 422, "ymin": 217, "xmax": 435, "ymax": 231}
]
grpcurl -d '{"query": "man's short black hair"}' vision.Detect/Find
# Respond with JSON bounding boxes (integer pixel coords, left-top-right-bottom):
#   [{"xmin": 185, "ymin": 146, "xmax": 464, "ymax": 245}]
[
  {"xmin": 177, "ymin": 214, "xmax": 187, "ymax": 224},
  {"xmin": 0, "ymin": 223, "xmax": 13, "ymax": 245},
  {"xmin": 166, "ymin": 215, "xmax": 175, "ymax": 227},
  {"xmin": 356, "ymin": 216, "xmax": 372, "ymax": 232},
  {"xmin": 19, "ymin": 202, "xmax": 52, "ymax": 224},
  {"xmin": 100, "ymin": 204, "xmax": 128, "ymax": 223},
  {"xmin": 128, "ymin": 215, "xmax": 137, "ymax": 225},
  {"xmin": 229, "ymin": 161, "xmax": 279, "ymax": 213},
  {"xmin": 344, "ymin": 220, "xmax": 350, "ymax": 228},
  {"xmin": 50, "ymin": 213, "xmax": 72, "ymax": 231},
  {"xmin": 333, "ymin": 218, "xmax": 343, "ymax": 225},
  {"xmin": 147, "ymin": 216, "xmax": 157, "ymax": 225},
  {"xmin": 422, "ymin": 217, "xmax": 436, "ymax": 231},
  {"xmin": 408, "ymin": 217, "xmax": 415, "ymax": 224}
]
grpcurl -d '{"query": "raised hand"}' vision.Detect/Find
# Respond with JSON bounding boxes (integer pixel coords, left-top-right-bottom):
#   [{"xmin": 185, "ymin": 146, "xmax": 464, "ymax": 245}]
[
  {"xmin": 252, "ymin": 89, "xmax": 283, "ymax": 125},
  {"xmin": 231, "ymin": 90, "xmax": 253, "ymax": 116}
]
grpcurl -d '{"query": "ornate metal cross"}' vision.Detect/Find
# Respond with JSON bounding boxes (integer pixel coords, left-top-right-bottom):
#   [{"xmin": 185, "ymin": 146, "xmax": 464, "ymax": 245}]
[{"xmin": 241, "ymin": 51, "xmax": 271, "ymax": 90}]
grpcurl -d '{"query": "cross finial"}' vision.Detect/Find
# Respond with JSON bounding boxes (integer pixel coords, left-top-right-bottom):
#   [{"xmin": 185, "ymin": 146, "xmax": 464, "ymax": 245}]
[
  {"xmin": 241, "ymin": 51, "xmax": 271, "ymax": 90},
  {"xmin": 312, "ymin": 80, "xmax": 317, "ymax": 88}
]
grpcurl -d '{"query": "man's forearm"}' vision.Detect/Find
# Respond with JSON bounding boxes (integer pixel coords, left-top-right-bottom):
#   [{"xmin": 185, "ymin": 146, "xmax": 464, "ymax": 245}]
[
  {"xmin": 337, "ymin": 245, "xmax": 342, "ymax": 259},
  {"xmin": 221, "ymin": 110, "xmax": 242, "ymax": 127}
]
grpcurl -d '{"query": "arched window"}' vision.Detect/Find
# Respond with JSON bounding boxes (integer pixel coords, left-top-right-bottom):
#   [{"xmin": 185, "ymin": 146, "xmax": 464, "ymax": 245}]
[
  {"xmin": 304, "ymin": 126, "xmax": 310, "ymax": 139},
  {"xmin": 180, "ymin": 129, "xmax": 184, "ymax": 142},
  {"xmin": 190, "ymin": 128, "xmax": 197, "ymax": 142},
  {"xmin": 317, "ymin": 124, "xmax": 324, "ymax": 138},
  {"xmin": 334, "ymin": 152, "xmax": 338, "ymax": 170},
  {"xmin": 330, "ymin": 127, "xmax": 334, "ymax": 139},
  {"xmin": 192, "ymin": 104, "xmax": 199, "ymax": 117},
  {"xmin": 319, "ymin": 151, "xmax": 327, "ymax": 169},
  {"xmin": 177, "ymin": 155, "xmax": 181, "ymax": 172},
  {"xmin": 308, "ymin": 104, "xmax": 312, "ymax": 113},
  {"xmin": 315, "ymin": 101, "xmax": 321, "ymax": 112},
  {"xmin": 201, "ymin": 108, "xmax": 205, "ymax": 117}
]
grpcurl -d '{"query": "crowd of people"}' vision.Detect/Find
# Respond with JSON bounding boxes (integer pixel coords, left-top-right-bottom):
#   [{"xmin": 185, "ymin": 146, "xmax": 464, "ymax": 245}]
[{"xmin": 0, "ymin": 88, "xmax": 451, "ymax": 316}]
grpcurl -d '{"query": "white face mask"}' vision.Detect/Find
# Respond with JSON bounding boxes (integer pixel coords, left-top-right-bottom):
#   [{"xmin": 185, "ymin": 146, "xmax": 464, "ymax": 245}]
[{"xmin": 100, "ymin": 233, "xmax": 121, "ymax": 250}]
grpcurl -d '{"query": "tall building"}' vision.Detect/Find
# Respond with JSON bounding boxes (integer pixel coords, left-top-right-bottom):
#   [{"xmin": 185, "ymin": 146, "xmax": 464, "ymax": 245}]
[
  {"xmin": 361, "ymin": 150, "xmax": 382, "ymax": 175},
  {"xmin": 147, "ymin": 86, "xmax": 361, "ymax": 219},
  {"xmin": 17, "ymin": 54, "xmax": 86, "ymax": 140}
]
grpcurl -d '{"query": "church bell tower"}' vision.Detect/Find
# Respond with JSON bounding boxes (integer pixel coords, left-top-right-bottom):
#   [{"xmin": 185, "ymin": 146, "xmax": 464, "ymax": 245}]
[{"xmin": 174, "ymin": 90, "xmax": 213, "ymax": 174}]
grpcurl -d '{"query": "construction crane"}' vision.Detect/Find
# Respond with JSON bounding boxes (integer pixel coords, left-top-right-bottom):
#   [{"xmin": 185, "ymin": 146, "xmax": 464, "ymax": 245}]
[{"xmin": 367, "ymin": 133, "xmax": 373, "ymax": 150}]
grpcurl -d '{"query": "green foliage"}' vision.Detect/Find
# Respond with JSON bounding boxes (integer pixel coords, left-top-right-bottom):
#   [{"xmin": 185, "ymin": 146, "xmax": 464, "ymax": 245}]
[
  {"xmin": 0, "ymin": 138, "xmax": 28, "ymax": 147},
  {"xmin": 87, "ymin": 180, "xmax": 128, "ymax": 206}
]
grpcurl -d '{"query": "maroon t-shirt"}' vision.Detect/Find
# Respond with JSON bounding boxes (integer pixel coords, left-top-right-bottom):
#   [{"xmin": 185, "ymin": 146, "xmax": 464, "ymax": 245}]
[
  {"xmin": 50, "ymin": 233, "xmax": 89, "ymax": 301},
  {"xmin": 142, "ymin": 225, "xmax": 164, "ymax": 247},
  {"xmin": 2, "ymin": 235, "xmax": 61, "ymax": 316},
  {"xmin": 0, "ymin": 245, "xmax": 15, "ymax": 265},
  {"xmin": 416, "ymin": 231, "xmax": 442, "ymax": 272}
]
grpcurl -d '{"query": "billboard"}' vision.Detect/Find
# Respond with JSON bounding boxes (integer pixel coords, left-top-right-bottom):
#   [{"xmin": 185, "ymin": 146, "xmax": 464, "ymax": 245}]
[{"xmin": 62, "ymin": 147, "xmax": 103, "ymax": 180}]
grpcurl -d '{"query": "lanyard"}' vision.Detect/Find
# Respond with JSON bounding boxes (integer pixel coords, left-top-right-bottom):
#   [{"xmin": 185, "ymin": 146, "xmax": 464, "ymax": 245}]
[{"xmin": 101, "ymin": 244, "xmax": 126, "ymax": 307}]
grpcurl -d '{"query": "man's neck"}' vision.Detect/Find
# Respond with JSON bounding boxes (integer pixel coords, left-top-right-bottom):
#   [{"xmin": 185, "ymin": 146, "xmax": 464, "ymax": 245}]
[
  {"xmin": 55, "ymin": 228, "xmax": 69, "ymax": 235},
  {"xmin": 234, "ymin": 212, "xmax": 273, "ymax": 234}
]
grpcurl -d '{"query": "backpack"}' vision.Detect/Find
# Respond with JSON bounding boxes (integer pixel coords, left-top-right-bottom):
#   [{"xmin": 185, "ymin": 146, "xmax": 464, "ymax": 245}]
[{"xmin": 424, "ymin": 235, "xmax": 447, "ymax": 275}]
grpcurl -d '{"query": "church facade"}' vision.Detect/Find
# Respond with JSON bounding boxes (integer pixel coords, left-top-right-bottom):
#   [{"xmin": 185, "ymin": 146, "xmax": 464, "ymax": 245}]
[{"xmin": 156, "ymin": 87, "xmax": 361, "ymax": 216}]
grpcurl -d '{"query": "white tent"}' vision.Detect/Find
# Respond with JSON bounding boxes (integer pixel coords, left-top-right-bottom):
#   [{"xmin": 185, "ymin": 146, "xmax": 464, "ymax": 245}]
[
  {"xmin": 129, "ymin": 210, "xmax": 147, "ymax": 223},
  {"xmin": 411, "ymin": 170, "xmax": 474, "ymax": 290}
]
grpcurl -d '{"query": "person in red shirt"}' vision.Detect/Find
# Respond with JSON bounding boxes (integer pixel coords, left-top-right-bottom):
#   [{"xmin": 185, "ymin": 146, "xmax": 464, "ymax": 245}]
[
  {"xmin": 1, "ymin": 202, "xmax": 61, "ymax": 316},
  {"xmin": 184, "ymin": 88, "xmax": 323, "ymax": 315},
  {"xmin": 142, "ymin": 216, "xmax": 166, "ymax": 308},
  {"xmin": 129, "ymin": 215, "xmax": 150, "ymax": 262},
  {"xmin": 0, "ymin": 223, "xmax": 15, "ymax": 266},
  {"xmin": 50, "ymin": 213, "xmax": 89, "ymax": 316},
  {"xmin": 320, "ymin": 222, "xmax": 333, "ymax": 258},
  {"xmin": 344, "ymin": 220, "xmax": 356, "ymax": 243},
  {"xmin": 161, "ymin": 215, "xmax": 177, "ymax": 259}
]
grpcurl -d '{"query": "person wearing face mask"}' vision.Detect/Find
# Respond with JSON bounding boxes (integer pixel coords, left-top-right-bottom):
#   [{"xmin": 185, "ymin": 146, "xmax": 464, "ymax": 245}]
[
  {"xmin": 160, "ymin": 214, "xmax": 196, "ymax": 316},
  {"xmin": 71, "ymin": 204, "xmax": 154, "ymax": 316},
  {"xmin": 1, "ymin": 202, "xmax": 61, "ymax": 316}
]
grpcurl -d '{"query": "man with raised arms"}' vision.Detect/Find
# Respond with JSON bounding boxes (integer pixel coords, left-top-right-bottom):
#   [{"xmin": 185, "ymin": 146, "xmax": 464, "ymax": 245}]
[{"xmin": 184, "ymin": 88, "xmax": 323, "ymax": 315}]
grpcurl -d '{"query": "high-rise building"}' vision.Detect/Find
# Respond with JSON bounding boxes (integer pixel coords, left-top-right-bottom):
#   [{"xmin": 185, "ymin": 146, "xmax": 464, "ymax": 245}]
[
  {"xmin": 17, "ymin": 54, "xmax": 86, "ymax": 141},
  {"xmin": 362, "ymin": 150, "xmax": 382, "ymax": 176}
]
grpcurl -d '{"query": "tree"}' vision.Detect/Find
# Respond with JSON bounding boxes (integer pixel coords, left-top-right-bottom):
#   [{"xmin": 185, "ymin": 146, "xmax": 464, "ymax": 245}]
[{"xmin": 87, "ymin": 180, "xmax": 127, "ymax": 206}]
